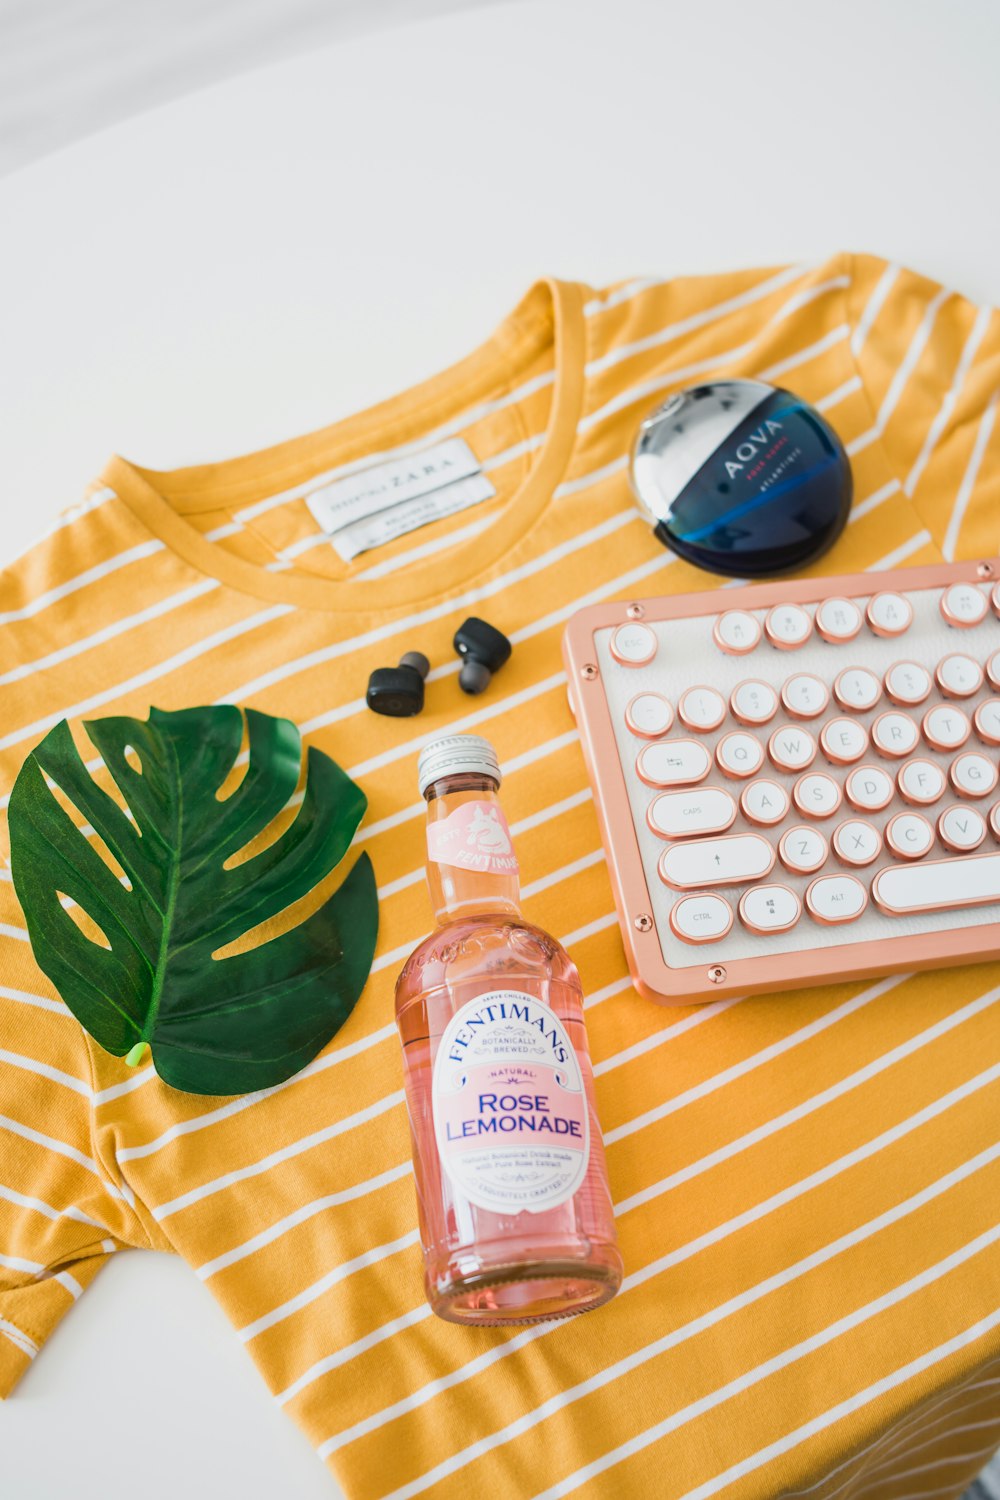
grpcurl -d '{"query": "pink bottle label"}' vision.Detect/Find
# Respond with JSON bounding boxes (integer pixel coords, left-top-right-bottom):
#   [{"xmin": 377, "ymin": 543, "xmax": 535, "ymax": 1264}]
[
  {"xmin": 426, "ymin": 800, "xmax": 519, "ymax": 875},
  {"xmin": 432, "ymin": 989, "xmax": 590, "ymax": 1215}
]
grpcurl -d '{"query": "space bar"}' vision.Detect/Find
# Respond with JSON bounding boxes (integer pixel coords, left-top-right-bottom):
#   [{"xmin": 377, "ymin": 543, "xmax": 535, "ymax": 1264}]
[{"xmin": 872, "ymin": 853, "xmax": 1000, "ymax": 915}]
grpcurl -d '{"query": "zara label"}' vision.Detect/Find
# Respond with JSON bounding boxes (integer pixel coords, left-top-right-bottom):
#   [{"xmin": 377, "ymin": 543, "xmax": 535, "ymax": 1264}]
[
  {"xmin": 432, "ymin": 989, "xmax": 590, "ymax": 1215},
  {"xmin": 304, "ymin": 436, "xmax": 496, "ymax": 560}
]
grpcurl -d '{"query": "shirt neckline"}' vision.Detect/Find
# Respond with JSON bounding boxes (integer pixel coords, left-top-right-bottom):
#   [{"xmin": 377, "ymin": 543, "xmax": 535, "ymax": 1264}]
[{"xmin": 102, "ymin": 277, "xmax": 587, "ymax": 614}]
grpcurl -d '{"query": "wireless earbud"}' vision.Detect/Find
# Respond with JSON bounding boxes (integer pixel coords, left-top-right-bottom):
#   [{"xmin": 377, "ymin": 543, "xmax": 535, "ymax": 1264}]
[
  {"xmin": 366, "ymin": 652, "xmax": 430, "ymax": 717},
  {"xmin": 453, "ymin": 617, "xmax": 512, "ymax": 695}
]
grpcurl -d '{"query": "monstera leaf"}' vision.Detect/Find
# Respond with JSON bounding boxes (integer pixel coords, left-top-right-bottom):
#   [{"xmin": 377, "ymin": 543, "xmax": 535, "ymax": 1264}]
[{"xmin": 8, "ymin": 706, "xmax": 378, "ymax": 1095}]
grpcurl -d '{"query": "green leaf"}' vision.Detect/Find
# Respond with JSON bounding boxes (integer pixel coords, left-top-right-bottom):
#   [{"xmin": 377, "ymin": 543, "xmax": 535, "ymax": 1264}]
[{"xmin": 8, "ymin": 706, "xmax": 379, "ymax": 1095}]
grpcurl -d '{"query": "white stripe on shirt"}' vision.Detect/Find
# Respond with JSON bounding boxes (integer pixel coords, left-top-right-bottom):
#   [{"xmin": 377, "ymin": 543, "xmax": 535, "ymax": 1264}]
[
  {"xmin": 319, "ymin": 1084, "xmax": 1000, "ymax": 1475},
  {"xmin": 0, "ymin": 578, "xmax": 219, "ymax": 686},
  {"xmin": 847, "ymin": 284, "xmax": 952, "ymax": 456},
  {"xmin": 585, "ymin": 264, "xmax": 812, "ymax": 377},
  {"xmin": 525, "ymin": 1240, "xmax": 1000, "ymax": 1500},
  {"xmin": 0, "ymin": 538, "xmax": 165, "ymax": 626},
  {"xmin": 289, "ymin": 1052, "xmax": 994, "ymax": 1418},
  {"xmin": 850, "ymin": 261, "xmax": 900, "ymax": 358},
  {"xmin": 0, "ymin": 602, "xmax": 293, "ymax": 752},
  {"xmin": 905, "ymin": 303, "xmax": 993, "ymax": 496},
  {"xmin": 942, "ymin": 388, "xmax": 999, "ymax": 561}
]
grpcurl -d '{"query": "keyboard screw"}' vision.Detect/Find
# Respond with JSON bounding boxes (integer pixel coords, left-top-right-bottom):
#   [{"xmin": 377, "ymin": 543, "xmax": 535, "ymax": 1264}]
[
  {"xmin": 626, "ymin": 602, "xmax": 645, "ymax": 619},
  {"xmin": 707, "ymin": 965, "xmax": 727, "ymax": 984},
  {"xmin": 634, "ymin": 913, "xmax": 653, "ymax": 932},
  {"xmin": 977, "ymin": 562, "xmax": 994, "ymax": 578},
  {"xmin": 581, "ymin": 663, "xmax": 599, "ymax": 681}
]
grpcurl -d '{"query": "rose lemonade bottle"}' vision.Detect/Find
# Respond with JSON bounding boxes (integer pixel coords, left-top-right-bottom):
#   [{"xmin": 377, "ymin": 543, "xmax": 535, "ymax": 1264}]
[{"xmin": 395, "ymin": 734, "xmax": 622, "ymax": 1325}]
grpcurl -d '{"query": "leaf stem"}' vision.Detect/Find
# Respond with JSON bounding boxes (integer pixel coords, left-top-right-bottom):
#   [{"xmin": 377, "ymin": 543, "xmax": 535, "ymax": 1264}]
[{"xmin": 125, "ymin": 1041, "xmax": 150, "ymax": 1067}]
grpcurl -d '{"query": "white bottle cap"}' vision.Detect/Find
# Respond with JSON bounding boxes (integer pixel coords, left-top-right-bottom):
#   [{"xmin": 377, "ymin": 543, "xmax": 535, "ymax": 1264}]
[{"xmin": 417, "ymin": 735, "xmax": 502, "ymax": 797}]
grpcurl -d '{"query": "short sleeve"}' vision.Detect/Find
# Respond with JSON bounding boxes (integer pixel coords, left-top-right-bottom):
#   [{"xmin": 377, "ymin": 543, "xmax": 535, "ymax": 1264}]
[
  {"xmin": 0, "ymin": 904, "xmax": 125, "ymax": 1396},
  {"xmin": 846, "ymin": 252, "xmax": 1000, "ymax": 560}
]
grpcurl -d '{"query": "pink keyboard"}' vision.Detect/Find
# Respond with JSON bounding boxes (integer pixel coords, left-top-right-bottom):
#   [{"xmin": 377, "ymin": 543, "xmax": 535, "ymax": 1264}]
[{"xmin": 563, "ymin": 560, "xmax": 1000, "ymax": 1005}]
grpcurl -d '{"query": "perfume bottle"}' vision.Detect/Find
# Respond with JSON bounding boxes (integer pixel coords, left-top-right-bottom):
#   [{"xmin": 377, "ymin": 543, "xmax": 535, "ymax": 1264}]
[
  {"xmin": 395, "ymin": 734, "xmax": 622, "ymax": 1325},
  {"xmin": 630, "ymin": 378, "xmax": 853, "ymax": 576}
]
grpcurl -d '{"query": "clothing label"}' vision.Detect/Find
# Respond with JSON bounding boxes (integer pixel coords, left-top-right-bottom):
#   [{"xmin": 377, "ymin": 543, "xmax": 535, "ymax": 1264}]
[
  {"xmin": 432, "ymin": 990, "xmax": 590, "ymax": 1215},
  {"xmin": 426, "ymin": 800, "xmax": 519, "ymax": 875},
  {"xmin": 305, "ymin": 437, "xmax": 485, "ymax": 535},
  {"xmin": 330, "ymin": 472, "xmax": 495, "ymax": 562}
]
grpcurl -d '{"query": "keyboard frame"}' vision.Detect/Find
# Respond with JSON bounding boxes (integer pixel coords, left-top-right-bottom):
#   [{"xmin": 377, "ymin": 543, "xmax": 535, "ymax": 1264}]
[{"xmin": 563, "ymin": 558, "xmax": 1000, "ymax": 1005}]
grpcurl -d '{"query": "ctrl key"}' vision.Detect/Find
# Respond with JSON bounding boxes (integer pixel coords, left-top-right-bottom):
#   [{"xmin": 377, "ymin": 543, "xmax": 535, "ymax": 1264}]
[{"xmin": 669, "ymin": 893, "xmax": 734, "ymax": 944}]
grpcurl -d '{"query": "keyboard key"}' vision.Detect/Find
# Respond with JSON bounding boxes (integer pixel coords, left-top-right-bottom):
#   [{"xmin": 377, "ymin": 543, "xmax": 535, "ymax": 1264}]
[
  {"xmin": 940, "ymin": 582, "xmax": 989, "ymax": 628},
  {"xmin": 793, "ymin": 772, "xmax": 842, "ymax": 819},
  {"xmin": 950, "ymin": 752, "xmax": 998, "ymax": 799},
  {"xmin": 845, "ymin": 764, "xmax": 894, "ymax": 812},
  {"xmin": 713, "ymin": 610, "xmax": 761, "ymax": 655},
  {"xmin": 989, "ymin": 651, "xmax": 1000, "ymax": 692},
  {"xmin": 668, "ymin": 893, "xmax": 734, "ymax": 944},
  {"xmin": 897, "ymin": 758, "xmax": 946, "ymax": 806},
  {"xmin": 715, "ymin": 731, "xmax": 764, "ymax": 779},
  {"xmin": 937, "ymin": 804, "xmax": 986, "ymax": 852},
  {"xmin": 885, "ymin": 812, "xmax": 934, "ymax": 859},
  {"xmin": 730, "ymin": 679, "xmax": 778, "ymax": 727},
  {"xmin": 805, "ymin": 874, "xmax": 868, "ymax": 924},
  {"xmin": 764, "ymin": 603, "xmax": 812, "ymax": 649},
  {"xmin": 740, "ymin": 778, "xmax": 790, "ymax": 827},
  {"xmin": 781, "ymin": 673, "xmax": 829, "ymax": 719},
  {"xmin": 625, "ymin": 692, "xmax": 673, "ymax": 739},
  {"xmin": 611, "ymin": 621, "xmax": 657, "ymax": 665},
  {"xmin": 935, "ymin": 653, "xmax": 984, "ymax": 698},
  {"xmin": 872, "ymin": 851, "xmax": 1000, "ymax": 915},
  {"xmin": 922, "ymin": 704, "xmax": 971, "ymax": 752},
  {"xmin": 974, "ymin": 698, "xmax": 1000, "ymax": 747},
  {"xmin": 832, "ymin": 818, "xmax": 882, "ymax": 867},
  {"xmin": 739, "ymin": 884, "xmax": 801, "ymax": 934},
  {"xmin": 658, "ymin": 832, "xmax": 775, "ymax": 890},
  {"xmin": 820, "ymin": 716, "xmax": 869, "ymax": 765},
  {"xmin": 993, "ymin": 582, "xmax": 1000, "ymax": 619},
  {"xmin": 778, "ymin": 824, "xmax": 828, "ymax": 874},
  {"xmin": 872, "ymin": 711, "xmax": 919, "ymax": 758},
  {"xmin": 833, "ymin": 666, "xmax": 882, "ymax": 713},
  {"xmin": 866, "ymin": 591, "xmax": 913, "ymax": 637},
  {"xmin": 816, "ymin": 596, "xmax": 862, "ymax": 642},
  {"xmin": 884, "ymin": 661, "xmax": 932, "ymax": 706},
  {"xmin": 991, "ymin": 802, "xmax": 1000, "ymax": 840},
  {"xmin": 637, "ymin": 739, "xmax": 711, "ymax": 788},
  {"xmin": 679, "ymin": 685, "xmax": 727, "ymax": 732},
  {"xmin": 647, "ymin": 787, "xmax": 737, "ymax": 839},
  {"xmin": 768, "ymin": 725, "xmax": 817, "ymax": 772}
]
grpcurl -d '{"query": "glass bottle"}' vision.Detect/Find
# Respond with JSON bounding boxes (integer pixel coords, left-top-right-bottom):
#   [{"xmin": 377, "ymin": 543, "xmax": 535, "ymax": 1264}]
[{"xmin": 395, "ymin": 734, "xmax": 622, "ymax": 1326}]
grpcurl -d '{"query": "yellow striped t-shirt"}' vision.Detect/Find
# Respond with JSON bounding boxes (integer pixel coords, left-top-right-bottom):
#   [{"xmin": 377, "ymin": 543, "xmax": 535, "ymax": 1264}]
[{"xmin": 2, "ymin": 252, "xmax": 1000, "ymax": 1500}]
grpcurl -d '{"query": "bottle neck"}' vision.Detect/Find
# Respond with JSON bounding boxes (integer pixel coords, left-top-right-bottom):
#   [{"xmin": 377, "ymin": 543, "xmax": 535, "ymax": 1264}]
[{"xmin": 424, "ymin": 772, "xmax": 522, "ymax": 925}]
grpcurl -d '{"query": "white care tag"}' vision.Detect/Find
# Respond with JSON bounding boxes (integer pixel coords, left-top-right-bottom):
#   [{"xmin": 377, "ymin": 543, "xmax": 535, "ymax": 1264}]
[
  {"xmin": 305, "ymin": 437, "xmax": 483, "ymax": 534},
  {"xmin": 331, "ymin": 472, "xmax": 496, "ymax": 562}
]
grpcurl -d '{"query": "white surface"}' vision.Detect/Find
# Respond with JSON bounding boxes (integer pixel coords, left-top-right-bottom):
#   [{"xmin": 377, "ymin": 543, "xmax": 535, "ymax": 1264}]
[
  {"xmin": 1, "ymin": 2, "xmax": 1000, "ymax": 1497},
  {"xmin": 0, "ymin": 0, "xmax": 499, "ymax": 176}
]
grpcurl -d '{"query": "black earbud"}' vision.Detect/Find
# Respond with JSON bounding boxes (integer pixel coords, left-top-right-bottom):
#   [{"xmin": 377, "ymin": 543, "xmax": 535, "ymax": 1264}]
[
  {"xmin": 366, "ymin": 652, "xmax": 430, "ymax": 717},
  {"xmin": 453, "ymin": 617, "xmax": 512, "ymax": 695}
]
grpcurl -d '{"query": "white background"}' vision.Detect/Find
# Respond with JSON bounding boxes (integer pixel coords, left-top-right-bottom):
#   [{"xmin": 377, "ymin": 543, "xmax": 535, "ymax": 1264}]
[{"xmin": 1, "ymin": 2, "xmax": 999, "ymax": 1497}]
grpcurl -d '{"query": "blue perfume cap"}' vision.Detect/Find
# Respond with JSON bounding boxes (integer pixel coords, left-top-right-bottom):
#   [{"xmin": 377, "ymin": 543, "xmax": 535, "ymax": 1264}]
[{"xmin": 630, "ymin": 379, "xmax": 852, "ymax": 577}]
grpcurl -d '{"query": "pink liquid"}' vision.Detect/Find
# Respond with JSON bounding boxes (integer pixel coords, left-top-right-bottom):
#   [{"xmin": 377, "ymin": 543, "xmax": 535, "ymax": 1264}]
[{"xmin": 395, "ymin": 774, "xmax": 622, "ymax": 1326}]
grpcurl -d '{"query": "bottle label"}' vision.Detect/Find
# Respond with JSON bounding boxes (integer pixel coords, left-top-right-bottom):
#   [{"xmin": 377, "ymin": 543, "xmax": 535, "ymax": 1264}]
[
  {"xmin": 432, "ymin": 989, "xmax": 590, "ymax": 1214},
  {"xmin": 426, "ymin": 801, "xmax": 519, "ymax": 875}
]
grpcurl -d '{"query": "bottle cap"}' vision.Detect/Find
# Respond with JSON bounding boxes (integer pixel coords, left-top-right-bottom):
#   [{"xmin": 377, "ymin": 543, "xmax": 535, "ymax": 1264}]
[{"xmin": 417, "ymin": 734, "xmax": 502, "ymax": 796}]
